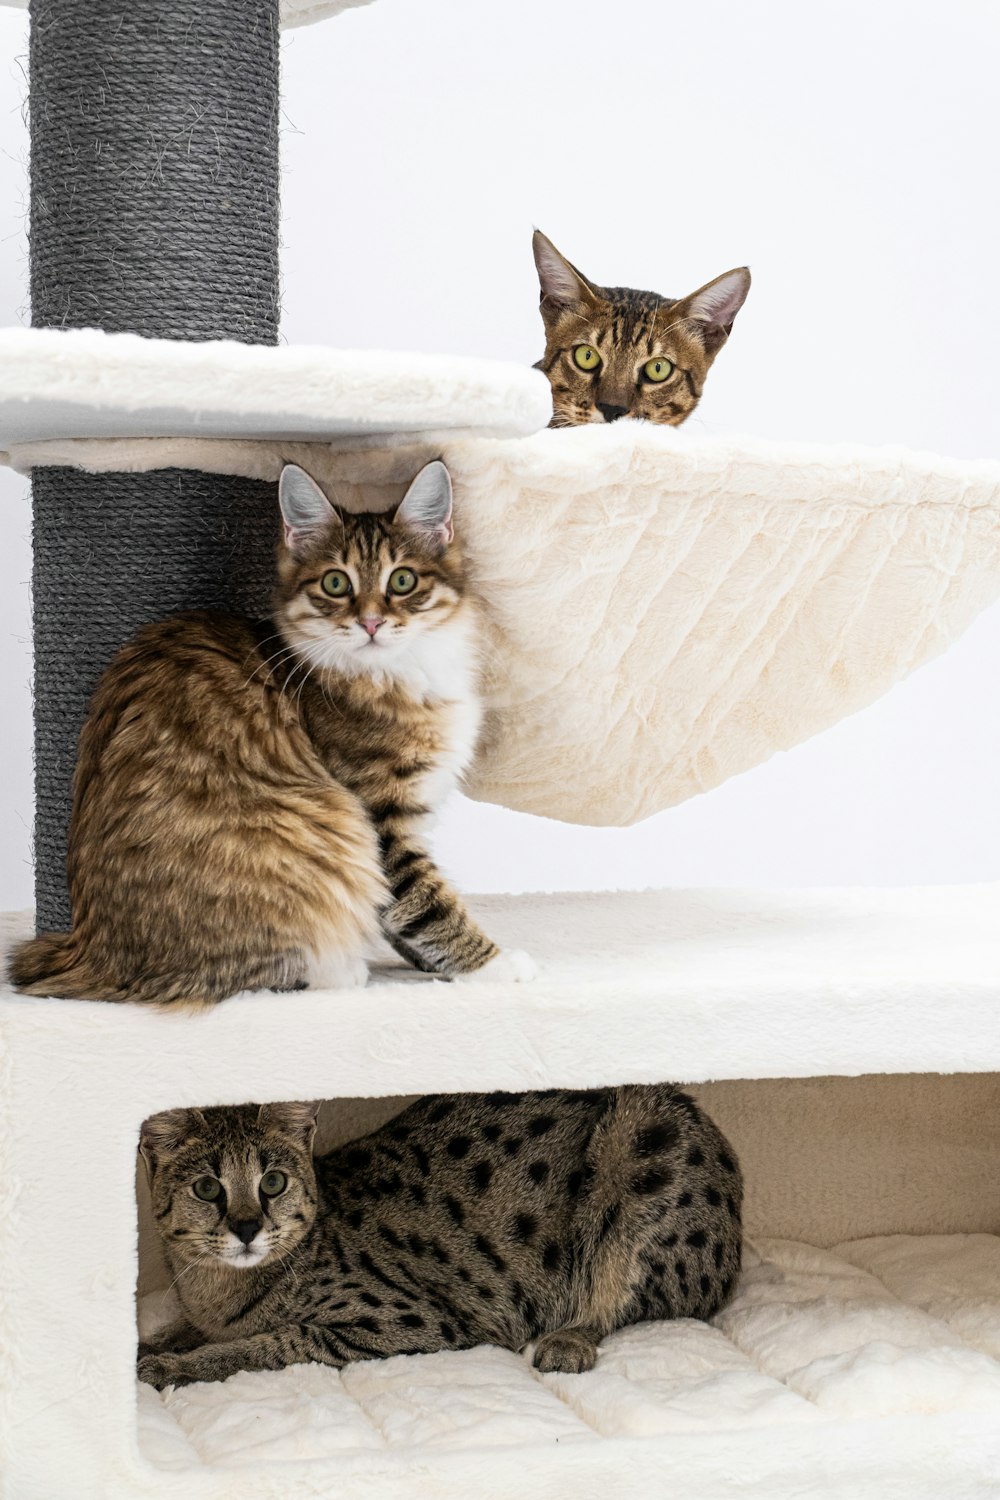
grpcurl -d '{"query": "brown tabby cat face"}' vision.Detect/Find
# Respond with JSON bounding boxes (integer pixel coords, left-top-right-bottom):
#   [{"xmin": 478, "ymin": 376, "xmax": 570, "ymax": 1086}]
[
  {"xmin": 532, "ymin": 231, "xmax": 750, "ymax": 428},
  {"xmin": 274, "ymin": 462, "xmax": 470, "ymax": 684},
  {"xmin": 141, "ymin": 1102, "xmax": 319, "ymax": 1272}
]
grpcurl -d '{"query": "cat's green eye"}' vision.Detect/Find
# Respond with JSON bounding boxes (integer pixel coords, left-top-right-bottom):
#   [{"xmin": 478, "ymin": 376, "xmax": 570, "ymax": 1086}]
[
  {"xmin": 260, "ymin": 1170, "xmax": 288, "ymax": 1197},
  {"xmin": 643, "ymin": 357, "xmax": 674, "ymax": 383},
  {"xmin": 320, "ymin": 569, "xmax": 352, "ymax": 598},
  {"xmin": 193, "ymin": 1176, "xmax": 222, "ymax": 1202},
  {"xmin": 573, "ymin": 344, "xmax": 602, "ymax": 372},
  {"xmin": 388, "ymin": 567, "xmax": 417, "ymax": 596}
]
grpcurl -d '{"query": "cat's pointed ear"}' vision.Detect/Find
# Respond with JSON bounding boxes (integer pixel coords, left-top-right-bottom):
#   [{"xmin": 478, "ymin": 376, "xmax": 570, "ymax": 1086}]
[
  {"xmin": 533, "ymin": 230, "xmax": 598, "ymax": 312},
  {"xmin": 278, "ymin": 465, "xmax": 340, "ymax": 557},
  {"xmin": 257, "ymin": 1100, "xmax": 321, "ymax": 1146},
  {"xmin": 140, "ymin": 1108, "xmax": 203, "ymax": 1167},
  {"xmin": 675, "ymin": 267, "xmax": 751, "ymax": 354},
  {"xmin": 394, "ymin": 460, "xmax": 454, "ymax": 549}
]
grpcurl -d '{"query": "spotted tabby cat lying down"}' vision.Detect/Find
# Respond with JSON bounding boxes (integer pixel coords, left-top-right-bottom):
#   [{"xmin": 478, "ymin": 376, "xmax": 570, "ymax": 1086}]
[
  {"xmin": 10, "ymin": 461, "xmax": 533, "ymax": 1007},
  {"xmin": 138, "ymin": 1087, "xmax": 743, "ymax": 1389},
  {"xmin": 533, "ymin": 230, "xmax": 750, "ymax": 428}
]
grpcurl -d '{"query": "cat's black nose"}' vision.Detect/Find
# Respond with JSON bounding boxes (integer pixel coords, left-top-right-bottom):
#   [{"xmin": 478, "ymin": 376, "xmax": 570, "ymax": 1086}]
[
  {"xmin": 597, "ymin": 403, "xmax": 628, "ymax": 423},
  {"xmin": 231, "ymin": 1218, "xmax": 263, "ymax": 1246}
]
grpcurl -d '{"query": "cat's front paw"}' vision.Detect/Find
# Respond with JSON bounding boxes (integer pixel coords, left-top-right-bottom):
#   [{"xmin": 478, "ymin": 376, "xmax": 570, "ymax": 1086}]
[
  {"xmin": 532, "ymin": 1328, "xmax": 598, "ymax": 1374},
  {"xmin": 456, "ymin": 949, "xmax": 537, "ymax": 984},
  {"xmin": 138, "ymin": 1352, "xmax": 194, "ymax": 1391}
]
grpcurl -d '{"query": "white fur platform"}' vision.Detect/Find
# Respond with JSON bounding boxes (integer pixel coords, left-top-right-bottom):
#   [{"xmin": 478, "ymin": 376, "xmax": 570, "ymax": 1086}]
[
  {"xmin": 134, "ymin": 1234, "xmax": 1000, "ymax": 1498},
  {"xmin": 2, "ymin": 884, "xmax": 998, "ymax": 1093},
  {"xmin": 0, "ymin": 327, "xmax": 551, "ymax": 449},
  {"xmin": 2, "ymin": 331, "xmax": 997, "ymax": 825}
]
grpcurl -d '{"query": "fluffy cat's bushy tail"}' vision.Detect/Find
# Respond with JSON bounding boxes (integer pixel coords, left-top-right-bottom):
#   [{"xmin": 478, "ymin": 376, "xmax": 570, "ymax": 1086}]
[
  {"xmin": 9, "ymin": 930, "xmax": 121, "ymax": 1000},
  {"xmin": 7, "ymin": 931, "xmax": 214, "ymax": 1009},
  {"xmin": 6, "ymin": 930, "xmax": 131, "ymax": 1002}
]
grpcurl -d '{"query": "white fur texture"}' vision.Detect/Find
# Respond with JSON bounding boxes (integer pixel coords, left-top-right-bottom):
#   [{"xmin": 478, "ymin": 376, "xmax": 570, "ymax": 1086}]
[{"xmin": 6, "ymin": 391, "xmax": 999, "ymax": 823}]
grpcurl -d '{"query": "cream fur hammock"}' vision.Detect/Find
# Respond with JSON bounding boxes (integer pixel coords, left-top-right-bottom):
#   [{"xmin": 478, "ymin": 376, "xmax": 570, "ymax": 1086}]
[{"xmin": 24, "ymin": 422, "xmax": 1000, "ymax": 827}]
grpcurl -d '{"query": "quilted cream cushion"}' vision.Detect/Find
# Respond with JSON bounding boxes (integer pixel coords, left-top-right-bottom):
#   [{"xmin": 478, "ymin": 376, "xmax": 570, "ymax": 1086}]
[{"xmin": 138, "ymin": 1236, "xmax": 1000, "ymax": 1472}]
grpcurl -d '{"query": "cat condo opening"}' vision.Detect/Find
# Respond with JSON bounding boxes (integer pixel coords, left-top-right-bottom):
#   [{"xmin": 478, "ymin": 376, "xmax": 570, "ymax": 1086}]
[{"xmin": 133, "ymin": 1073, "xmax": 1000, "ymax": 1479}]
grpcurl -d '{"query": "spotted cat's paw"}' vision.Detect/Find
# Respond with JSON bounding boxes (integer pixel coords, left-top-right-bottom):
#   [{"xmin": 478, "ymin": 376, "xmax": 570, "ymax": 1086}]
[
  {"xmin": 532, "ymin": 1328, "xmax": 599, "ymax": 1374},
  {"xmin": 456, "ymin": 949, "xmax": 537, "ymax": 984},
  {"xmin": 137, "ymin": 1352, "xmax": 193, "ymax": 1391}
]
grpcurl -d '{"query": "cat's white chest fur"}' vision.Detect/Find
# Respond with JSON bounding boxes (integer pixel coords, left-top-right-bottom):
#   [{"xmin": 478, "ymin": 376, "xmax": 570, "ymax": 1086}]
[{"xmin": 391, "ymin": 616, "xmax": 483, "ymax": 812}]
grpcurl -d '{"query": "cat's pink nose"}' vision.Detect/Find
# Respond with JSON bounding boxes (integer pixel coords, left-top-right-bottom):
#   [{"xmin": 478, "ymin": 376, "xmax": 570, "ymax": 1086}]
[{"xmin": 360, "ymin": 617, "xmax": 385, "ymax": 637}]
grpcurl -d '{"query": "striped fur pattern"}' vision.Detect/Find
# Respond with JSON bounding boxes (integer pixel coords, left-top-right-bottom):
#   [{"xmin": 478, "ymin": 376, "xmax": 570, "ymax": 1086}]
[
  {"xmin": 533, "ymin": 230, "xmax": 750, "ymax": 428},
  {"xmin": 138, "ymin": 1085, "xmax": 743, "ymax": 1389},
  {"xmin": 9, "ymin": 463, "xmax": 529, "ymax": 1007}
]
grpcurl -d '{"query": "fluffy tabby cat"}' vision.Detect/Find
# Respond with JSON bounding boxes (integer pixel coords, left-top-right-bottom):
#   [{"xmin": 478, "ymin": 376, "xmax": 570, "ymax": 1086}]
[
  {"xmin": 10, "ymin": 461, "xmax": 533, "ymax": 1007},
  {"xmin": 138, "ymin": 1086, "xmax": 743, "ymax": 1389},
  {"xmin": 533, "ymin": 230, "xmax": 750, "ymax": 428}
]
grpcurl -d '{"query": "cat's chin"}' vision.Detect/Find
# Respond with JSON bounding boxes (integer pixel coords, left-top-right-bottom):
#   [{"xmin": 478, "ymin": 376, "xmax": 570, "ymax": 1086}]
[{"xmin": 325, "ymin": 642, "xmax": 414, "ymax": 685}]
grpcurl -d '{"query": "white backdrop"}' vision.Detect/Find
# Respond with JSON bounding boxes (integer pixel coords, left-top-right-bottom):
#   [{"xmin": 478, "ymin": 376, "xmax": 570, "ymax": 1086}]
[{"xmin": 0, "ymin": 0, "xmax": 997, "ymax": 909}]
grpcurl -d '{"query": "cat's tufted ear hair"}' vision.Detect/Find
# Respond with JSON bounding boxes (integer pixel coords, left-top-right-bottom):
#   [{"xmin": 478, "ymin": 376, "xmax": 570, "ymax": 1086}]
[
  {"xmin": 675, "ymin": 267, "xmax": 751, "ymax": 354},
  {"xmin": 532, "ymin": 230, "xmax": 599, "ymax": 312},
  {"xmin": 140, "ymin": 1108, "xmax": 204, "ymax": 1167},
  {"xmin": 278, "ymin": 465, "xmax": 341, "ymax": 558},
  {"xmin": 257, "ymin": 1100, "xmax": 321, "ymax": 1147},
  {"xmin": 394, "ymin": 460, "xmax": 454, "ymax": 549}
]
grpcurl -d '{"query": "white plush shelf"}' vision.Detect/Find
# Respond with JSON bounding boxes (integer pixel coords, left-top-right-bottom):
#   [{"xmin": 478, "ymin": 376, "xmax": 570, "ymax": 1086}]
[
  {"xmin": 2, "ymin": 885, "xmax": 998, "ymax": 1097},
  {"xmin": 136, "ymin": 1234, "xmax": 1000, "ymax": 1498},
  {"xmin": 0, "ymin": 328, "xmax": 551, "ymax": 453}
]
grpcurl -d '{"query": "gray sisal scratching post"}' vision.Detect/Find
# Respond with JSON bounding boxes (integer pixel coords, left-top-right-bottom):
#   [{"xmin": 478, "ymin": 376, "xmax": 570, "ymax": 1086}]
[{"xmin": 29, "ymin": 0, "xmax": 281, "ymax": 929}]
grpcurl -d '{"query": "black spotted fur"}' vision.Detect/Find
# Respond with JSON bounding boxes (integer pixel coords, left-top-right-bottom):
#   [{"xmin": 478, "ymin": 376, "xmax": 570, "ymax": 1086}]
[{"xmin": 139, "ymin": 1086, "xmax": 743, "ymax": 1388}]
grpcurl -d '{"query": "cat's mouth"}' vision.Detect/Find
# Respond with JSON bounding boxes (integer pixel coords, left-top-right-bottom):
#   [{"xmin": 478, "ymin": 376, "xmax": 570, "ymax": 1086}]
[
  {"xmin": 355, "ymin": 629, "xmax": 402, "ymax": 653},
  {"xmin": 217, "ymin": 1233, "xmax": 273, "ymax": 1269},
  {"xmin": 219, "ymin": 1244, "xmax": 271, "ymax": 1269}
]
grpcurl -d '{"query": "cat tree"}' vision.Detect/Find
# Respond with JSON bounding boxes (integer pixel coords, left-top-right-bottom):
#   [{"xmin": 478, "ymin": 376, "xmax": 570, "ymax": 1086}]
[{"xmin": 1, "ymin": 1, "xmax": 1000, "ymax": 1497}]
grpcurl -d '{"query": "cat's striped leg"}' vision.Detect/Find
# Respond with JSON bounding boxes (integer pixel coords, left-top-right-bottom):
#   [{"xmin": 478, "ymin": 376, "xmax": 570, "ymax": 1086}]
[
  {"xmin": 138, "ymin": 1328, "xmax": 319, "ymax": 1389},
  {"xmin": 377, "ymin": 821, "xmax": 535, "ymax": 981},
  {"xmin": 137, "ymin": 1315, "xmax": 449, "ymax": 1389}
]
